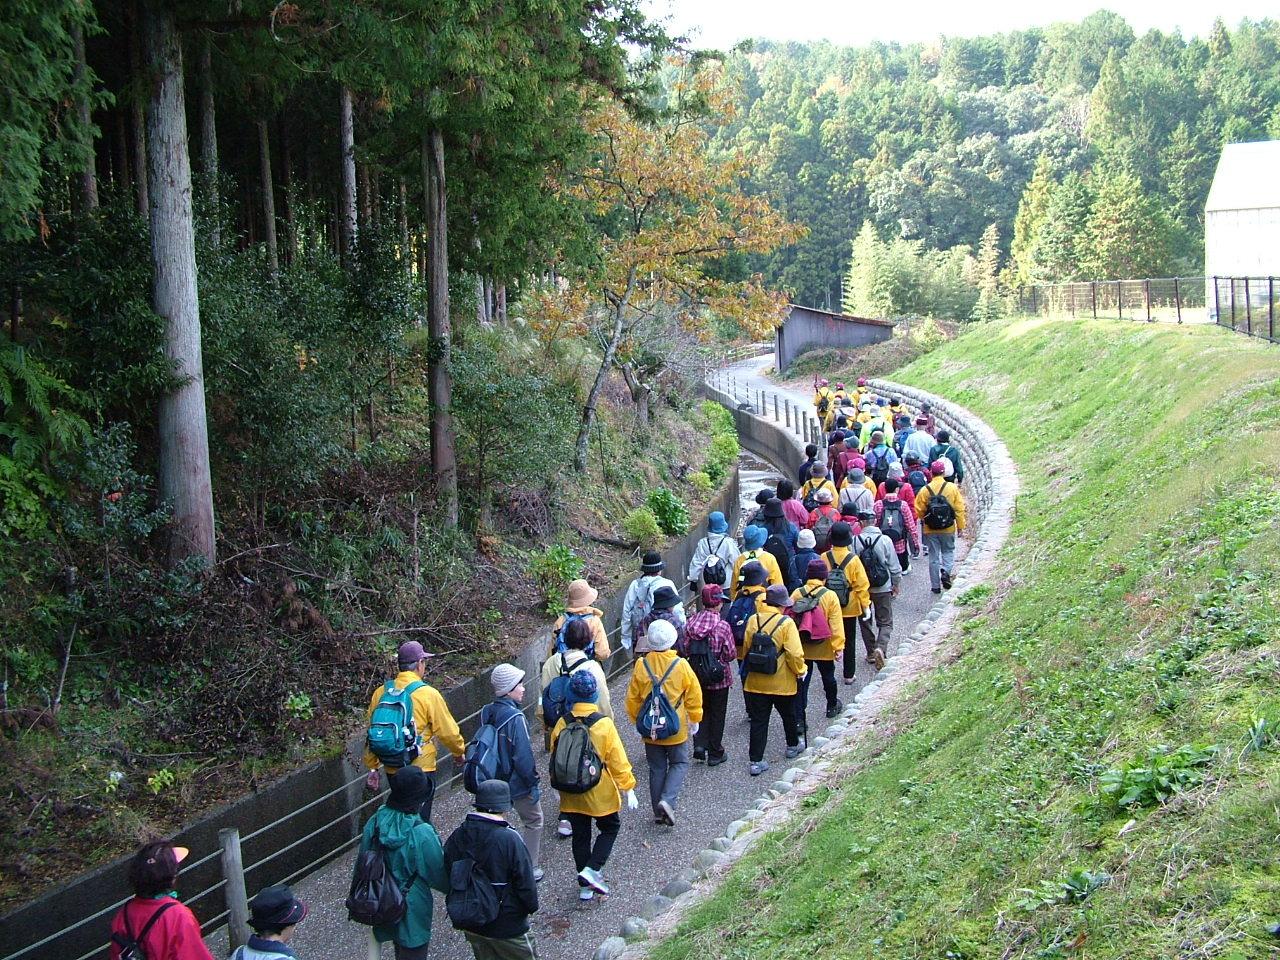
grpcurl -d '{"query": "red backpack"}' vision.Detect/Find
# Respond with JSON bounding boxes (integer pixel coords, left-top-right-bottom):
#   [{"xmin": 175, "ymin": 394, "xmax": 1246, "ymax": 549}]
[{"xmin": 790, "ymin": 586, "xmax": 833, "ymax": 644}]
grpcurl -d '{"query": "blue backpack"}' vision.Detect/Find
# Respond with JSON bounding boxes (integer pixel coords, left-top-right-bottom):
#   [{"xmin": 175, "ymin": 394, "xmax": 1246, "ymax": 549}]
[
  {"xmin": 367, "ymin": 679, "xmax": 425, "ymax": 767},
  {"xmin": 636, "ymin": 657, "xmax": 684, "ymax": 741},
  {"xmin": 555, "ymin": 612, "xmax": 591, "ymax": 654},
  {"xmin": 540, "ymin": 653, "xmax": 575, "ymax": 728},
  {"xmin": 726, "ymin": 592, "xmax": 760, "ymax": 646},
  {"xmin": 463, "ymin": 703, "xmax": 518, "ymax": 793}
]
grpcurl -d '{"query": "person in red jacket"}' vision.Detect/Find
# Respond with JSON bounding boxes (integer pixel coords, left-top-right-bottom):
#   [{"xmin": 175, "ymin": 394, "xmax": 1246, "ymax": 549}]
[
  {"xmin": 874, "ymin": 479, "xmax": 921, "ymax": 571},
  {"xmin": 110, "ymin": 841, "xmax": 214, "ymax": 960}
]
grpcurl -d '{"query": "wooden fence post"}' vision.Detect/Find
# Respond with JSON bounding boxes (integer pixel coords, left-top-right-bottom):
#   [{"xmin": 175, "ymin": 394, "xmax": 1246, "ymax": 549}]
[
  {"xmin": 1212, "ymin": 276, "xmax": 1221, "ymax": 325},
  {"xmin": 1174, "ymin": 277, "xmax": 1182, "ymax": 324},
  {"xmin": 219, "ymin": 828, "xmax": 251, "ymax": 952},
  {"xmin": 1144, "ymin": 279, "xmax": 1152, "ymax": 322},
  {"xmin": 1091, "ymin": 281, "xmax": 1097, "ymax": 319},
  {"xmin": 773, "ymin": 394, "xmax": 779, "ymax": 421},
  {"xmin": 785, "ymin": 398, "xmax": 791, "ymax": 428}
]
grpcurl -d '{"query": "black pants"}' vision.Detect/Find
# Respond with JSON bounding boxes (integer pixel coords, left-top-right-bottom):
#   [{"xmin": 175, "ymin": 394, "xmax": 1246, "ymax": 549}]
[
  {"xmin": 743, "ymin": 690, "xmax": 800, "ymax": 763},
  {"xmin": 694, "ymin": 685, "xmax": 730, "ymax": 757},
  {"xmin": 897, "ymin": 548, "xmax": 910, "ymax": 572},
  {"xmin": 565, "ymin": 811, "xmax": 620, "ymax": 877},
  {"xmin": 796, "ymin": 659, "xmax": 837, "ymax": 729},
  {"xmin": 841, "ymin": 617, "xmax": 862, "ymax": 679}
]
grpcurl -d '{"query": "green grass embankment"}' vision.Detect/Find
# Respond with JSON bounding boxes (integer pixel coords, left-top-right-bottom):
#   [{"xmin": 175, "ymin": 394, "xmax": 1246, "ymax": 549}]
[{"xmin": 654, "ymin": 318, "xmax": 1280, "ymax": 960}]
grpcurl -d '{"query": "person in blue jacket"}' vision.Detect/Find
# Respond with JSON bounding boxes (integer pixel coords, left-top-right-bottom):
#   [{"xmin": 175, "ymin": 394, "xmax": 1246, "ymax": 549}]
[{"xmin": 483, "ymin": 664, "xmax": 544, "ymax": 881}]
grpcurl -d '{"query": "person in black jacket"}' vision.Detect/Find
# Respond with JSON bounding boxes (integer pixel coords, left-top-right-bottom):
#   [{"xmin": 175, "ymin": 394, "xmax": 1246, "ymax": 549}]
[{"xmin": 443, "ymin": 780, "xmax": 540, "ymax": 960}]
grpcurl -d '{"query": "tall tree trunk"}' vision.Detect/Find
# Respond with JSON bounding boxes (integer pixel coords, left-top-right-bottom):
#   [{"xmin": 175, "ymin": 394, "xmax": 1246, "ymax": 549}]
[
  {"xmin": 128, "ymin": 2, "xmax": 148, "ymax": 218},
  {"xmin": 495, "ymin": 284, "xmax": 507, "ymax": 324},
  {"xmin": 279, "ymin": 117, "xmax": 294, "ymax": 264},
  {"xmin": 338, "ymin": 86, "xmax": 357, "ymax": 259},
  {"xmin": 198, "ymin": 34, "xmax": 219, "ymax": 246},
  {"xmin": 113, "ymin": 110, "xmax": 132, "ymax": 198},
  {"xmin": 358, "ymin": 161, "xmax": 372, "ymax": 230},
  {"xmin": 71, "ymin": 24, "xmax": 99, "ymax": 213},
  {"xmin": 573, "ymin": 274, "xmax": 634, "ymax": 472},
  {"xmin": 398, "ymin": 177, "xmax": 410, "ymax": 276},
  {"xmin": 423, "ymin": 128, "xmax": 458, "ymax": 526},
  {"xmin": 142, "ymin": 0, "xmax": 215, "ymax": 567},
  {"xmin": 256, "ymin": 119, "xmax": 278, "ymax": 275},
  {"xmin": 621, "ymin": 361, "xmax": 651, "ymax": 426}
]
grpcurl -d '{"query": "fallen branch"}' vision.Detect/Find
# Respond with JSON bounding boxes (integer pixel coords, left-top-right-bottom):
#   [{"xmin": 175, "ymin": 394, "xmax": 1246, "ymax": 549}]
[{"xmin": 568, "ymin": 523, "xmax": 639, "ymax": 550}]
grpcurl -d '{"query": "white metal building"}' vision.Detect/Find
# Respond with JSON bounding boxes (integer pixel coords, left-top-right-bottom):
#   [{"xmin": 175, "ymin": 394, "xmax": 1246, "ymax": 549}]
[{"xmin": 1205, "ymin": 139, "xmax": 1280, "ymax": 280}]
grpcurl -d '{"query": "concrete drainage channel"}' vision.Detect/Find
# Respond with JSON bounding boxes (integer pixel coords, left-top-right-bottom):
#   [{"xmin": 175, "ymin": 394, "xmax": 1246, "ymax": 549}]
[{"xmin": 587, "ymin": 374, "xmax": 1019, "ymax": 960}]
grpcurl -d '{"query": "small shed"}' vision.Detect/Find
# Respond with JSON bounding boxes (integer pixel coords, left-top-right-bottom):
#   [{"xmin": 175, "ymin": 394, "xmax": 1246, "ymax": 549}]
[
  {"xmin": 1204, "ymin": 140, "xmax": 1280, "ymax": 295},
  {"xmin": 775, "ymin": 305, "xmax": 894, "ymax": 372}
]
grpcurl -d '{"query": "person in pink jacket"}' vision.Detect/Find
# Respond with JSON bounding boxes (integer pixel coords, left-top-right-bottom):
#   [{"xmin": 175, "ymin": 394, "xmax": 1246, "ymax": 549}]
[
  {"xmin": 110, "ymin": 842, "xmax": 214, "ymax": 960},
  {"xmin": 874, "ymin": 479, "xmax": 920, "ymax": 572},
  {"xmin": 775, "ymin": 479, "xmax": 811, "ymax": 529}
]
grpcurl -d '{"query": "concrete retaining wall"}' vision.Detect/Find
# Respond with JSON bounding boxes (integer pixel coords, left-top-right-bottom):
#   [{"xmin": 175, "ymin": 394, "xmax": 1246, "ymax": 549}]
[
  {"xmin": 2, "ymin": 472, "xmax": 743, "ymax": 960},
  {"xmin": 776, "ymin": 306, "xmax": 894, "ymax": 373}
]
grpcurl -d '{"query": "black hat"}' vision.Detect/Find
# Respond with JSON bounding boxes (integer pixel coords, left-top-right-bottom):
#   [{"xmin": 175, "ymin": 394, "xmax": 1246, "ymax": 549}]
[
  {"xmin": 741, "ymin": 561, "xmax": 768, "ymax": 587},
  {"xmin": 474, "ymin": 779, "xmax": 513, "ymax": 814},
  {"xmin": 248, "ymin": 884, "xmax": 308, "ymax": 932},
  {"xmin": 387, "ymin": 765, "xmax": 433, "ymax": 813},
  {"xmin": 641, "ymin": 551, "xmax": 664, "ymax": 574},
  {"xmin": 829, "ymin": 521, "xmax": 853, "ymax": 548},
  {"xmin": 763, "ymin": 497, "xmax": 784, "ymax": 519},
  {"xmin": 651, "ymin": 585, "xmax": 681, "ymax": 610},
  {"xmin": 754, "ymin": 489, "xmax": 772, "ymax": 506}
]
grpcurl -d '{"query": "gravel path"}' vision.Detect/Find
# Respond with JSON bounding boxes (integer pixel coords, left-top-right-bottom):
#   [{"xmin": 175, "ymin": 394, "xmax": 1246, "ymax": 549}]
[{"xmin": 264, "ymin": 355, "xmax": 962, "ymax": 960}]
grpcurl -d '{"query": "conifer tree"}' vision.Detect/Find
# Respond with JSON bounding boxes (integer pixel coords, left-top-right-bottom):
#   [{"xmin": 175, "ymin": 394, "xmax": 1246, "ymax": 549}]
[{"xmin": 1011, "ymin": 155, "xmax": 1054, "ymax": 284}]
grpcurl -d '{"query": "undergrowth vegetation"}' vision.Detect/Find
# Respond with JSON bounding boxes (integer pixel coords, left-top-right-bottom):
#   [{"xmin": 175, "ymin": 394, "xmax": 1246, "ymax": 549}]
[{"xmin": 655, "ymin": 318, "xmax": 1280, "ymax": 959}]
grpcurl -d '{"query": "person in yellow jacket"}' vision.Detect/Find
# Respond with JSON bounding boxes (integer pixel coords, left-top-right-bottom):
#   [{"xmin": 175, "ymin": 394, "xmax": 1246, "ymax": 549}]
[
  {"xmin": 821, "ymin": 522, "xmax": 873, "ymax": 687},
  {"xmin": 730, "ymin": 525, "xmax": 783, "ymax": 597},
  {"xmin": 550, "ymin": 669, "xmax": 637, "ymax": 899},
  {"xmin": 728, "ymin": 562, "xmax": 771, "ymax": 658},
  {"xmin": 799, "ymin": 463, "xmax": 838, "ymax": 508},
  {"xmin": 790, "ymin": 557, "xmax": 847, "ymax": 725},
  {"xmin": 624, "ymin": 621, "xmax": 703, "ymax": 826},
  {"xmin": 915, "ymin": 459, "xmax": 967, "ymax": 594},
  {"xmin": 550, "ymin": 579, "xmax": 611, "ymax": 662},
  {"xmin": 740, "ymin": 584, "xmax": 809, "ymax": 776},
  {"xmin": 812, "ymin": 379, "xmax": 834, "ymax": 419},
  {"xmin": 364, "ymin": 641, "xmax": 466, "ymax": 821}
]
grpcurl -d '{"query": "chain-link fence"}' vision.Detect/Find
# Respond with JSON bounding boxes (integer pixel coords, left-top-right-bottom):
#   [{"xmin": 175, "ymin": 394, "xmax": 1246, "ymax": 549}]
[{"xmin": 1208, "ymin": 276, "xmax": 1279, "ymax": 342}]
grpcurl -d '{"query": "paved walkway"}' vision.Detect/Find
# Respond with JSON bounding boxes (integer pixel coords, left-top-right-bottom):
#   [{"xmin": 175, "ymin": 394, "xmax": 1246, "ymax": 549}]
[{"xmin": 271, "ymin": 354, "xmax": 961, "ymax": 960}]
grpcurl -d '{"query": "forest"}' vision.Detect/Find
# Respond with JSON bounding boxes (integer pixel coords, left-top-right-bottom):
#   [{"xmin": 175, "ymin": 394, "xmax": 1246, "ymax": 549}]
[{"xmin": 708, "ymin": 12, "xmax": 1280, "ymax": 314}]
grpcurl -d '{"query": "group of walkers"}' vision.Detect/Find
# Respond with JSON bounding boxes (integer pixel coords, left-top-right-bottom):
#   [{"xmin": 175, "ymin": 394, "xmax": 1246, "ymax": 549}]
[{"xmin": 106, "ymin": 374, "xmax": 966, "ymax": 960}]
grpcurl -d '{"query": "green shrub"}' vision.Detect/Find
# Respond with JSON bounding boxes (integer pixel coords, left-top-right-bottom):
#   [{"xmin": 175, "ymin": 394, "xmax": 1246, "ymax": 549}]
[
  {"xmin": 623, "ymin": 507, "xmax": 663, "ymax": 547},
  {"xmin": 705, "ymin": 432, "xmax": 740, "ymax": 475},
  {"xmin": 646, "ymin": 487, "xmax": 691, "ymax": 536},
  {"xmin": 687, "ymin": 471, "xmax": 713, "ymax": 497},
  {"xmin": 526, "ymin": 544, "xmax": 585, "ymax": 615},
  {"xmin": 1099, "ymin": 744, "xmax": 1218, "ymax": 809},
  {"xmin": 699, "ymin": 400, "xmax": 736, "ymax": 437}
]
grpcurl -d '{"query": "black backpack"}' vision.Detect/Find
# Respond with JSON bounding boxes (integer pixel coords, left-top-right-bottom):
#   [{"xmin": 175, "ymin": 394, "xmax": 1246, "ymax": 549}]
[
  {"xmin": 923, "ymin": 481, "xmax": 957, "ymax": 530},
  {"xmin": 110, "ymin": 902, "xmax": 176, "ymax": 960},
  {"xmin": 801, "ymin": 485, "xmax": 821, "ymax": 511},
  {"xmin": 744, "ymin": 614, "xmax": 783, "ymax": 674},
  {"xmin": 346, "ymin": 822, "xmax": 410, "ymax": 926},
  {"xmin": 684, "ymin": 623, "xmax": 722, "ymax": 686},
  {"xmin": 701, "ymin": 536, "xmax": 730, "ymax": 587},
  {"xmin": 867, "ymin": 448, "xmax": 892, "ymax": 485},
  {"xmin": 880, "ymin": 500, "xmax": 907, "ymax": 548},
  {"xmin": 823, "ymin": 550, "xmax": 854, "ymax": 607},
  {"xmin": 762, "ymin": 523, "xmax": 792, "ymax": 577},
  {"xmin": 858, "ymin": 535, "xmax": 890, "ymax": 589},
  {"xmin": 726, "ymin": 592, "xmax": 759, "ymax": 645},
  {"xmin": 549, "ymin": 712, "xmax": 604, "ymax": 793},
  {"xmin": 446, "ymin": 857, "xmax": 504, "ymax": 932},
  {"xmin": 817, "ymin": 394, "xmax": 830, "ymax": 416}
]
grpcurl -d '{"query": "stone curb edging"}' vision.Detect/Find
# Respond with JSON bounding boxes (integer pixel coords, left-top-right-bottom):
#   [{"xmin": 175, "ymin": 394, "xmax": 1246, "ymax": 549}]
[{"xmin": 589, "ymin": 377, "xmax": 1020, "ymax": 960}]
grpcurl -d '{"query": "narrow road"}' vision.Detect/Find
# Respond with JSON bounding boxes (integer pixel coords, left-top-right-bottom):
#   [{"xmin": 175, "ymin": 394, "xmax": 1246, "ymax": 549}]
[{"xmin": 268, "ymin": 354, "xmax": 959, "ymax": 960}]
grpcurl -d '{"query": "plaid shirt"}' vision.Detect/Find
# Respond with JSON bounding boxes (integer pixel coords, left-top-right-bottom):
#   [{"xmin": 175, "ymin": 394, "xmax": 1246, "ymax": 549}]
[{"xmin": 679, "ymin": 609, "xmax": 737, "ymax": 690}]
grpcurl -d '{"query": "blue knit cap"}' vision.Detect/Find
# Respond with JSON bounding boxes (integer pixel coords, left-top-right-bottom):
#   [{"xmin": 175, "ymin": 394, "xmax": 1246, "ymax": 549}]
[
  {"xmin": 568, "ymin": 669, "xmax": 599, "ymax": 703},
  {"xmin": 708, "ymin": 511, "xmax": 728, "ymax": 534},
  {"xmin": 743, "ymin": 524, "xmax": 766, "ymax": 550}
]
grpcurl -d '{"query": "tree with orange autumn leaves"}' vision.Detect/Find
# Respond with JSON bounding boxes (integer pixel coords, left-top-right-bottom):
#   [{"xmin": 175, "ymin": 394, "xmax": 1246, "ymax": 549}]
[{"xmin": 540, "ymin": 63, "xmax": 806, "ymax": 472}]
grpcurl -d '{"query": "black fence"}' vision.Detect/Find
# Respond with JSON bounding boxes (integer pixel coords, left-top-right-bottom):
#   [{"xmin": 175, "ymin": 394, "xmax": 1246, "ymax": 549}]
[{"xmin": 1016, "ymin": 276, "xmax": 1278, "ymax": 345}]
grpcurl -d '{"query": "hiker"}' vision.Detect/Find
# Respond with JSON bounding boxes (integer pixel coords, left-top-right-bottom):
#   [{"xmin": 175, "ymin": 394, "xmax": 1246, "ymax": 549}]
[
  {"xmin": 776, "ymin": 478, "xmax": 811, "ymax": 528},
  {"xmin": 826, "ymin": 432, "xmax": 848, "ymax": 487},
  {"xmin": 855, "ymin": 511, "xmax": 902, "ymax": 671},
  {"xmin": 726, "ymin": 561, "xmax": 771, "ymax": 652},
  {"xmin": 548, "ymin": 670, "xmax": 638, "ymax": 901},
  {"xmin": 790, "ymin": 557, "xmax": 847, "ymax": 724},
  {"xmin": 731, "ymin": 525, "xmax": 783, "ymax": 597},
  {"xmin": 550, "ymin": 579, "xmax": 610, "ymax": 662},
  {"xmin": 929, "ymin": 429, "xmax": 964, "ymax": 484},
  {"xmin": 812, "ymin": 379, "xmax": 833, "ymax": 419},
  {"xmin": 235, "ymin": 885, "xmax": 308, "ymax": 960},
  {"xmin": 863, "ymin": 430, "xmax": 899, "ymax": 486},
  {"xmin": 858, "ymin": 401, "xmax": 890, "ymax": 450},
  {"xmin": 839, "ymin": 466, "xmax": 876, "ymax": 518},
  {"xmin": 538, "ymin": 617, "xmax": 611, "ymax": 840},
  {"xmin": 636, "ymin": 585, "xmax": 687, "ymax": 653},
  {"xmin": 364, "ymin": 640, "xmax": 466, "ymax": 822},
  {"xmin": 902, "ymin": 416, "xmax": 936, "ymax": 464},
  {"xmin": 358, "ymin": 765, "xmax": 448, "ymax": 960},
  {"xmin": 109, "ymin": 841, "xmax": 213, "ymax": 960},
  {"xmin": 875, "ymin": 478, "xmax": 920, "ymax": 572},
  {"xmin": 822, "ymin": 521, "xmax": 873, "ymax": 686},
  {"xmin": 850, "ymin": 376, "xmax": 870, "ymax": 409},
  {"xmin": 620, "ymin": 552, "xmax": 685, "ymax": 652},
  {"xmin": 918, "ymin": 403, "xmax": 937, "ymax": 436},
  {"xmin": 903, "ymin": 454, "xmax": 931, "ymax": 499},
  {"xmin": 442, "ymin": 780, "xmax": 540, "ymax": 960},
  {"xmin": 875, "ymin": 461, "xmax": 907, "ymax": 501},
  {"xmin": 806, "ymin": 487, "xmax": 841, "ymax": 552},
  {"xmin": 892, "ymin": 414, "xmax": 914, "ymax": 457},
  {"xmin": 740, "ymin": 584, "xmax": 809, "ymax": 775},
  {"xmin": 626, "ymin": 620, "xmax": 703, "ymax": 825},
  {"xmin": 755, "ymin": 497, "xmax": 798, "ymax": 590},
  {"xmin": 888, "ymin": 396, "xmax": 908, "ymax": 432},
  {"xmin": 797, "ymin": 443, "xmax": 819, "ymax": 489},
  {"xmin": 745, "ymin": 487, "xmax": 772, "ymax": 527},
  {"xmin": 679, "ymin": 585, "xmax": 737, "ymax": 766},
  {"xmin": 471, "ymin": 664, "xmax": 543, "ymax": 881},
  {"xmin": 687, "ymin": 511, "xmax": 740, "ymax": 595},
  {"xmin": 790, "ymin": 528, "xmax": 820, "ymax": 587},
  {"xmin": 800, "ymin": 462, "xmax": 838, "ymax": 510},
  {"xmin": 916, "ymin": 459, "xmax": 967, "ymax": 593}
]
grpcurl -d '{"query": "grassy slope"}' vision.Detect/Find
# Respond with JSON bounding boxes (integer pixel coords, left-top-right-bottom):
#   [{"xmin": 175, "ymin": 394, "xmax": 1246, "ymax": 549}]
[{"xmin": 654, "ymin": 318, "xmax": 1280, "ymax": 960}]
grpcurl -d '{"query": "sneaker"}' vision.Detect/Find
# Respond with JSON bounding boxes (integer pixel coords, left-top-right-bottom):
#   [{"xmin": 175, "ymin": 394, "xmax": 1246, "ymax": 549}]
[
  {"xmin": 579, "ymin": 887, "xmax": 595, "ymax": 902},
  {"xmin": 707, "ymin": 751, "xmax": 729, "ymax": 767},
  {"xmin": 578, "ymin": 867, "xmax": 609, "ymax": 895},
  {"xmin": 843, "ymin": 676, "xmax": 856, "ymax": 686},
  {"xmin": 749, "ymin": 760, "xmax": 770, "ymax": 777},
  {"xmin": 864, "ymin": 654, "xmax": 876, "ymax": 664},
  {"xmin": 692, "ymin": 748, "xmax": 707, "ymax": 762},
  {"xmin": 941, "ymin": 571, "xmax": 953, "ymax": 590},
  {"xmin": 533, "ymin": 868, "xmax": 545, "ymax": 882},
  {"xmin": 557, "ymin": 819, "xmax": 573, "ymax": 838},
  {"xmin": 931, "ymin": 587, "xmax": 942, "ymax": 594},
  {"xmin": 825, "ymin": 699, "xmax": 844, "ymax": 718},
  {"xmin": 658, "ymin": 800, "xmax": 677, "ymax": 826},
  {"xmin": 785, "ymin": 742, "xmax": 805, "ymax": 759},
  {"xmin": 872, "ymin": 649, "xmax": 886, "ymax": 670}
]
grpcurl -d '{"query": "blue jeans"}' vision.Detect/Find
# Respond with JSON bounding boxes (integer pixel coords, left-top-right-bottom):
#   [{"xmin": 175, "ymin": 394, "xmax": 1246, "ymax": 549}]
[
  {"xmin": 925, "ymin": 532, "xmax": 956, "ymax": 589},
  {"xmin": 644, "ymin": 739, "xmax": 691, "ymax": 813}
]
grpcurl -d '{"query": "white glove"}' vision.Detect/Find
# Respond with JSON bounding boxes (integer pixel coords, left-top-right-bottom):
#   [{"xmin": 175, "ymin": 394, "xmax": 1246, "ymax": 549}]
[
  {"xmin": 624, "ymin": 789, "xmax": 639, "ymax": 811},
  {"xmin": 688, "ymin": 722, "xmax": 700, "ymax": 736}
]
